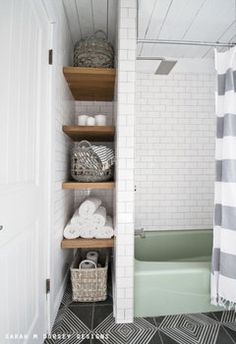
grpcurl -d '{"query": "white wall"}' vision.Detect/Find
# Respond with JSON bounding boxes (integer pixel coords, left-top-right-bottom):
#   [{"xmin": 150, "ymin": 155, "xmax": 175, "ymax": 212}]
[
  {"xmin": 135, "ymin": 69, "xmax": 216, "ymax": 230},
  {"xmin": 44, "ymin": 0, "xmax": 75, "ymax": 328}
]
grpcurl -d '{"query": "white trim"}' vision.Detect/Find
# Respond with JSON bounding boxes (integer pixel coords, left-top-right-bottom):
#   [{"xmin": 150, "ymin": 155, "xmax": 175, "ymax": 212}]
[
  {"xmin": 45, "ymin": 21, "xmax": 55, "ymax": 333},
  {"xmin": 31, "ymin": 0, "xmax": 55, "ymax": 336},
  {"xmin": 112, "ymin": 260, "xmax": 117, "ymax": 319},
  {"xmin": 51, "ymin": 269, "xmax": 70, "ymax": 328}
]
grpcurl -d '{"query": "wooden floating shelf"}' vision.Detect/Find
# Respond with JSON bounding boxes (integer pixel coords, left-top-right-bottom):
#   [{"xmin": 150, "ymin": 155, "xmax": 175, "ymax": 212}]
[
  {"xmin": 61, "ymin": 238, "xmax": 114, "ymax": 249},
  {"xmin": 63, "ymin": 125, "xmax": 115, "ymax": 142},
  {"xmin": 62, "ymin": 182, "xmax": 115, "ymax": 190},
  {"xmin": 63, "ymin": 67, "xmax": 116, "ymax": 101}
]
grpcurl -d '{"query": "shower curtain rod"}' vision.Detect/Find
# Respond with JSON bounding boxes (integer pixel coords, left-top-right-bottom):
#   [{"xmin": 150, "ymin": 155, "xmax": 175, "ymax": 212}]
[{"xmin": 137, "ymin": 38, "xmax": 236, "ymax": 48}]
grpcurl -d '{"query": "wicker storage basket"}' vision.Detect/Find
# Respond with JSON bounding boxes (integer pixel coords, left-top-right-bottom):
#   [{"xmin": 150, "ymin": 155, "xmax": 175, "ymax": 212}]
[
  {"xmin": 71, "ymin": 251, "xmax": 109, "ymax": 302},
  {"xmin": 73, "ymin": 30, "xmax": 114, "ymax": 68},
  {"xmin": 71, "ymin": 141, "xmax": 114, "ymax": 182}
]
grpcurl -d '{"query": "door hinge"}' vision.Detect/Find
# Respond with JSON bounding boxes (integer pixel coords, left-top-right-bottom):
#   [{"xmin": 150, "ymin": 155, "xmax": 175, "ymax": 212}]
[
  {"xmin": 46, "ymin": 278, "xmax": 50, "ymax": 294},
  {"xmin": 48, "ymin": 49, "xmax": 53, "ymax": 65}
]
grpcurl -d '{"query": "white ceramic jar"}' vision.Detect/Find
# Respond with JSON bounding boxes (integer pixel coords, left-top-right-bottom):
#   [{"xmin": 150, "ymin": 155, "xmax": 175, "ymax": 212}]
[
  {"xmin": 87, "ymin": 116, "xmax": 96, "ymax": 126},
  {"xmin": 78, "ymin": 115, "xmax": 88, "ymax": 125},
  {"xmin": 95, "ymin": 114, "xmax": 106, "ymax": 126}
]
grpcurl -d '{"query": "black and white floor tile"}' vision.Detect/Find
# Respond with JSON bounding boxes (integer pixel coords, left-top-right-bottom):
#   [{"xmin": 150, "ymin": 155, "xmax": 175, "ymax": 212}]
[{"xmin": 45, "ymin": 283, "xmax": 236, "ymax": 344}]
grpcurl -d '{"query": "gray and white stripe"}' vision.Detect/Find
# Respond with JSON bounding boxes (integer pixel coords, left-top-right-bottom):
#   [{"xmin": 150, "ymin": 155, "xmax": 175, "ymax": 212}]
[
  {"xmin": 211, "ymin": 47, "xmax": 236, "ymax": 309},
  {"xmin": 91, "ymin": 145, "xmax": 115, "ymax": 170}
]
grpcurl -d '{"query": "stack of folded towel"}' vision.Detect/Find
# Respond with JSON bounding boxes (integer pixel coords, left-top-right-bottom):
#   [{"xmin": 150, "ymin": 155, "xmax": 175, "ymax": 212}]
[{"xmin": 64, "ymin": 197, "xmax": 114, "ymax": 240}]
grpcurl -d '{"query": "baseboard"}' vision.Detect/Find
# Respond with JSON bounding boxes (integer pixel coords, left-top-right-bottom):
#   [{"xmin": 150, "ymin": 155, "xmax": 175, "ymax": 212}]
[
  {"xmin": 50, "ymin": 268, "xmax": 70, "ymax": 330},
  {"xmin": 112, "ymin": 258, "xmax": 116, "ymax": 319}
]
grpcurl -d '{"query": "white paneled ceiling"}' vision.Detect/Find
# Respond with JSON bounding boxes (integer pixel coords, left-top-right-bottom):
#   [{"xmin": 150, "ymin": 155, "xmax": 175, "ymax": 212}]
[
  {"xmin": 63, "ymin": 0, "xmax": 117, "ymax": 46},
  {"xmin": 63, "ymin": 0, "xmax": 235, "ymax": 59},
  {"xmin": 138, "ymin": 0, "xmax": 236, "ymax": 58}
]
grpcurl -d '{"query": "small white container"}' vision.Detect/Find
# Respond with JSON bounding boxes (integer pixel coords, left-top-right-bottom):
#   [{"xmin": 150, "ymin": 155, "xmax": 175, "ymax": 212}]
[
  {"xmin": 87, "ymin": 116, "xmax": 96, "ymax": 126},
  {"xmin": 95, "ymin": 114, "xmax": 106, "ymax": 126},
  {"xmin": 78, "ymin": 115, "xmax": 88, "ymax": 126},
  {"xmin": 86, "ymin": 251, "xmax": 99, "ymax": 265}
]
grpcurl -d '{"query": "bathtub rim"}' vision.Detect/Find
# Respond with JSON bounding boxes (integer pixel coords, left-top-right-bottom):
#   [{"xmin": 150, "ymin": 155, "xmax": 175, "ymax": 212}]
[{"xmin": 134, "ymin": 228, "xmax": 213, "ymax": 263}]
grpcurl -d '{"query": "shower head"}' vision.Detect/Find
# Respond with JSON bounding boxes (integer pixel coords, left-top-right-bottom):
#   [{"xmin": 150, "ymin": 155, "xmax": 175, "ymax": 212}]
[
  {"xmin": 136, "ymin": 56, "xmax": 177, "ymax": 75},
  {"xmin": 155, "ymin": 60, "xmax": 177, "ymax": 75}
]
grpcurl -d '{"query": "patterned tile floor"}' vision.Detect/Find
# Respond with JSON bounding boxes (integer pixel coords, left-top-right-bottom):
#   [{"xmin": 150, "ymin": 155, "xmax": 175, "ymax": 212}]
[{"xmin": 45, "ymin": 282, "xmax": 236, "ymax": 344}]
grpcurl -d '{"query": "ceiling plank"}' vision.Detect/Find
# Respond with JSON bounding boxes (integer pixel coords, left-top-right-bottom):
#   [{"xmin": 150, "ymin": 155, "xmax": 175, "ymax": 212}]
[
  {"xmin": 76, "ymin": 0, "xmax": 94, "ymax": 38},
  {"xmin": 138, "ymin": 0, "xmax": 157, "ymax": 38},
  {"xmin": 63, "ymin": 0, "xmax": 82, "ymax": 44},
  {"xmin": 92, "ymin": 0, "xmax": 108, "ymax": 37},
  {"xmin": 203, "ymin": 20, "xmax": 236, "ymax": 58},
  {"xmin": 143, "ymin": 0, "xmax": 174, "ymax": 40},
  {"xmin": 158, "ymin": 0, "xmax": 207, "ymax": 39},
  {"xmin": 139, "ymin": 0, "xmax": 235, "ymax": 59},
  {"xmin": 107, "ymin": 0, "xmax": 117, "ymax": 47},
  {"xmin": 141, "ymin": 0, "xmax": 173, "ymax": 56},
  {"xmin": 150, "ymin": 43, "xmax": 209, "ymax": 59},
  {"xmin": 183, "ymin": 0, "xmax": 235, "ymax": 41},
  {"xmin": 144, "ymin": 0, "xmax": 209, "ymax": 58}
]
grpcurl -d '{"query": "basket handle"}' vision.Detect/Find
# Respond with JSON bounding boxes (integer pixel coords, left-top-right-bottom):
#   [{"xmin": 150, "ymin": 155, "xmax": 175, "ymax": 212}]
[
  {"xmin": 77, "ymin": 140, "xmax": 92, "ymax": 151},
  {"xmin": 79, "ymin": 259, "xmax": 97, "ymax": 269},
  {"xmin": 88, "ymin": 29, "xmax": 108, "ymax": 40}
]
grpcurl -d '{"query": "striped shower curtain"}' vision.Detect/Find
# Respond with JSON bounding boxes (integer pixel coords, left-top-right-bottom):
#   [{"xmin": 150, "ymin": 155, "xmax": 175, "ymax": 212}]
[{"xmin": 211, "ymin": 47, "xmax": 236, "ymax": 308}]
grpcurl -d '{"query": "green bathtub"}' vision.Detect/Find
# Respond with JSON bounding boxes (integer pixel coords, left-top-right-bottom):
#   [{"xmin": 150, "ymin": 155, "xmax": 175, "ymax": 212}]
[{"xmin": 134, "ymin": 230, "xmax": 222, "ymax": 317}]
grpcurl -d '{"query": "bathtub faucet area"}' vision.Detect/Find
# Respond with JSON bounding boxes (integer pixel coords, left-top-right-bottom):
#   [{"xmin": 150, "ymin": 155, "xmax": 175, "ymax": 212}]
[{"xmin": 135, "ymin": 228, "xmax": 145, "ymax": 238}]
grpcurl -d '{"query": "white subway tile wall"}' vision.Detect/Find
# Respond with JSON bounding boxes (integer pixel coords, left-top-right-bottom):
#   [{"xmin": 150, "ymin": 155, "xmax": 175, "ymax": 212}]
[
  {"xmin": 135, "ymin": 72, "xmax": 216, "ymax": 230},
  {"xmin": 50, "ymin": 1, "xmax": 75, "ymax": 327},
  {"xmin": 114, "ymin": 0, "xmax": 136, "ymax": 323}
]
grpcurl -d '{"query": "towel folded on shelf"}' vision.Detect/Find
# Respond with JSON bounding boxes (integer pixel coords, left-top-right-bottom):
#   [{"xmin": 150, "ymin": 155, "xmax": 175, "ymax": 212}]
[
  {"xmin": 70, "ymin": 209, "xmax": 80, "ymax": 225},
  {"xmin": 63, "ymin": 198, "xmax": 114, "ymax": 240},
  {"xmin": 86, "ymin": 251, "xmax": 99, "ymax": 264},
  {"xmin": 79, "ymin": 227, "xmax": 96, "ymax": 239},
  {"xmin": 78, "ymin": 197, "xmax": 102, "ymax": 218},
  {"xmin": 70, "ymin": 211, "xmax": 87, "ymax": 226},
  {"xmin": 91, "ymin": 206, "xmax": 106, "ymax": 229},
  {"xmin": 64, "ymin": 222, "xmax": 81, "ymax": 239},
  {"xmin": 91, "ymin": 145, "xmax": 115, "ymax": 171},
  {"xmin": 95, "ymin": 216, "xmax": 114, "ymax": 239}
]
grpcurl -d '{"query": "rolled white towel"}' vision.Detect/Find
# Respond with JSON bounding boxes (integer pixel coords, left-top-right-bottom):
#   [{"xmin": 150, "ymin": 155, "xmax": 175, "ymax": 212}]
[
  {"xmin": 79, "ymin": 227, "xmax": 96, "ymax": 239},
  {"xmin": 70, "ymin": 209, "xmax": 80, "ymax": 225},
  {"xmin": 91, "ymin": 206, "xmax": 106, "ymax": 229},
  {"xmin": 79, "ymin": 197, "xmax": 102, "ymax": 218},
  {"xmin": 95, "ymin": 216, "xmax": 114, "ymax": 239},
  {"xmin": 70, "ymin": 211, "xmax": 88, "ymax": 226},
  {"xmin": 64, "ymin": 222, "xmax": 81, "ymax": 239},
  {"xmin": 86, "ymin": 251, "xmax": 99, "ymax": 265}
]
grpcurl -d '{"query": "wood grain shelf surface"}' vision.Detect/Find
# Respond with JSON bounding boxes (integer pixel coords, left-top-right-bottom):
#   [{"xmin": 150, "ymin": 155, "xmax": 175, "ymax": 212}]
[
  {"xmin": 61, "ymin": 238, "xmax": 114, "ymax": 249},
  {"xmin": 63, "ymin": 67, "xmax": 116, "ymax": 101},
  {"xmin": 63, "ymin": 125, "xmax": 115, "ymax": 142},
  {"xmin": 62, "ymin": 182, "xmax": 115, "ymax": 190}
]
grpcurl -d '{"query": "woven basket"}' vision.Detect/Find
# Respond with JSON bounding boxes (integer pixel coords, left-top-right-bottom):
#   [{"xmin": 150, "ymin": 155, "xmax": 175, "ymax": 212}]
[
  {"xmin": 71, "ymin": 251, "xmax": 108, "ymax": 302},
  {"xmin": 73, "ymin": 30, "xmax": 114, "ymax": 68},
  {"xmin": 71, "ymin": 141, "xmax": 114, "ymax": 182}
]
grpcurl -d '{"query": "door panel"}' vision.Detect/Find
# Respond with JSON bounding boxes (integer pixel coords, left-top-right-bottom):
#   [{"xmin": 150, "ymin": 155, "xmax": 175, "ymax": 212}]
[{"xmin": 0, "ymin": 0, "xmax": 50, "ymax": 343}]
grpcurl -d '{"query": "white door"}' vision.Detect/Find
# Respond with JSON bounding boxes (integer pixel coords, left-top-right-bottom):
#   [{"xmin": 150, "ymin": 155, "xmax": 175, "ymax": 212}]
[{"xmin": 0, "ymin": 0, "xmax": 51, "ymax": 343}]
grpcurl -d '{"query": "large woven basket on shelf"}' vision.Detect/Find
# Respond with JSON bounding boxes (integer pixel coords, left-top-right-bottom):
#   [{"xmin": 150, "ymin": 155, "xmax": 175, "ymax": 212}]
[
  {"xmin": 71, "ymin": 140, "xmax": 114, "ymax": 182},
  {"xmin": 73, "ymin": 30, "xmax": 114, "ymax": 68},
  {"xmin": 71, "ymin": 251, "xmax": 108, "ymax": 302}
]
